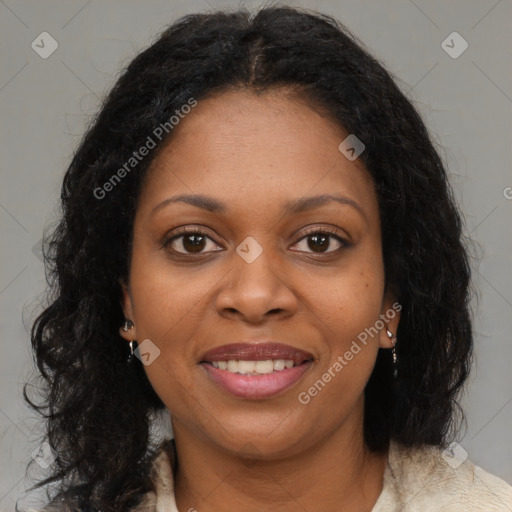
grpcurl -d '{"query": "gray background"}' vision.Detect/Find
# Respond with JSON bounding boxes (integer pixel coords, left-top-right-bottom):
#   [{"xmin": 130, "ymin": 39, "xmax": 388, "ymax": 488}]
[{"xmin": 1, "ymin": 0, "xmax": 511, "ymax": 510}]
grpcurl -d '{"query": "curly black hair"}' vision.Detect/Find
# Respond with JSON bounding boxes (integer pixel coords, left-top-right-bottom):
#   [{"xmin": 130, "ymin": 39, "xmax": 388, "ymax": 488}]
[{"xmin": 23, "ymin": 5, "xmax": 474, "ymax": 512}]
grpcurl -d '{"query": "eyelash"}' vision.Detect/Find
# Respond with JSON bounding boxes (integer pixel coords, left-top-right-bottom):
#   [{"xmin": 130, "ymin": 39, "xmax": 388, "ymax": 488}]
[{"xmin": 162, "ymin": 225, "xmax": 351, "ymax": 257}]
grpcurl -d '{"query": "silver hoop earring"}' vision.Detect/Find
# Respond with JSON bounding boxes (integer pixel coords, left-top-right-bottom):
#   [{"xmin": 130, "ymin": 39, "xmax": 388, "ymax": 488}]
[{"xmin": 386, "ymin": 327, "xmax": 398, "ymax": 379}]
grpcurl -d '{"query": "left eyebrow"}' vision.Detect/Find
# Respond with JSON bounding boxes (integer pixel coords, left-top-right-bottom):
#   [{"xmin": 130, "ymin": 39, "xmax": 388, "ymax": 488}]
[
  {"xmin": 150, "ymin": 193, "xmax": 366, "ymax": 220},
  {"xmin": 281, "ymin": 193, "xmax": 366, "ymax": 220}
]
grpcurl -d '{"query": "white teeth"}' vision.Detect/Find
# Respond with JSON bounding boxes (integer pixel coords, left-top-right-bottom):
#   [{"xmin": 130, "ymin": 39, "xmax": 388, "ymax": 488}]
[
  {"xmin": 209, "ymin": 359, "xmax": 296, "ymax": 374},
  {"xmin": 273, "ymin": 359, "xmax": 286, "ymax": 371},
  {"xmin": 238, "ymin": 360, "xmax": 256, "ymax": 373},
  {"xmin": 254, "ymin": 360, "xmax": 274, "ymax": 374}
]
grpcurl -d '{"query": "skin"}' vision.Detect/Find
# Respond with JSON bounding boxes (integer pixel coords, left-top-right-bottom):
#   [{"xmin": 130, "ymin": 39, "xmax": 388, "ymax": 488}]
[{"xmin": 119, "ymin": 87, "xmax": 400, "ymax": 512}]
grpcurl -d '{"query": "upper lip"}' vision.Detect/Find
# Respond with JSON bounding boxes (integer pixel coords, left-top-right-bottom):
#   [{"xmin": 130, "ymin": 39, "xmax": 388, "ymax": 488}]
[{"xmin": 199, "ymin": 342, "xmax": 314, "ymax": 365}]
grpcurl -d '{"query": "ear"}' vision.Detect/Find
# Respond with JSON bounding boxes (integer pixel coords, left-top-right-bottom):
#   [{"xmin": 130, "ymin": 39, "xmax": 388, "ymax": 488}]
[
  {"xmin": 118, "ymin": 277, "xmax": 138, "ymax": 342},
  {"xmin": 377, "ymin": 290, "xmax": 401, "ymax": 349}
]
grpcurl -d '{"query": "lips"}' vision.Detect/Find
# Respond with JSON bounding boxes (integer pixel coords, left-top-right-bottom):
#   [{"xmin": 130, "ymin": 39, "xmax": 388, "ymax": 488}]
[
  {"xmin": 199, "ymin": 342, "xmax": 315, "ymax": 365},
  {"xmin": 198, "ymin": 342, "xmax": 315, "ymax": 399},
  {"xmin": 201, "ymin": 360, "xmax": 314, "ymax": 399}
]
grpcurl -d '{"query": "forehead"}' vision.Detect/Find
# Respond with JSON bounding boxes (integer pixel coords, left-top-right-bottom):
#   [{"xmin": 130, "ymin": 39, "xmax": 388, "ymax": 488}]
[{"xmin": 138, "ymin": 88, "xmax": 377, "ymax": 222}]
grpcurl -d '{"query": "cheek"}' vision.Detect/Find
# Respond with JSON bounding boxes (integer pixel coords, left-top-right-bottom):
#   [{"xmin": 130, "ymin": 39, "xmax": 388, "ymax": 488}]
[
  {"xmin": 127, "ymin": 259, "xmax": 205, "ymax": 413},
  {"xmin": 129, "ymin": 248, "xmax": 217, "ymax": 342},
  {"xmin": 305, "ymin": 251, "xmax": 385, "ymax": 345},
  {"xmin": 126, "ymin": 249, "xmax": 214, "ymax": 392},
  {"xmin": 297, "ymin": 290, "xmax": 383, "ymax": 424},
  {"xmin": 299, "ymin": 250, "xmax": 384, "ymax": 396}
]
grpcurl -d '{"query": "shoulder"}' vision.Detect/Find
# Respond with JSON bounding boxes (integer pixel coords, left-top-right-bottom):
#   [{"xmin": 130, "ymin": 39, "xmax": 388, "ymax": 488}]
[{"xmin": 373, "ymin": 440, "xmax": 512, "ymax": 511}]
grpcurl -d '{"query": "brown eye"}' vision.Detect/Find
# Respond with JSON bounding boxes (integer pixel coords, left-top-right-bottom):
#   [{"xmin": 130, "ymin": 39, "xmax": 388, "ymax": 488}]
[
  {"xmin": 178, "ymin": 233, "xmax": 207, "ymax": 253},
  {"xmin": 291, "ymin": 229, "xmax": 349, "ymax": 254},
  {"xmin": 164, "ymin": 229, "xmax": 222, "ymax": 255},
  {"xmin": 309, "ymin": 233, "xmax": 331, "ymax": 252}
]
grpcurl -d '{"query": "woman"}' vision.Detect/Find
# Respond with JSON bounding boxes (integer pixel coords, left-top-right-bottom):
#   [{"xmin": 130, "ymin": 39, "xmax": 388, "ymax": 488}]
[{"xmin": 25, "ymin": 6, "xmax": 512, "ymax": 512}]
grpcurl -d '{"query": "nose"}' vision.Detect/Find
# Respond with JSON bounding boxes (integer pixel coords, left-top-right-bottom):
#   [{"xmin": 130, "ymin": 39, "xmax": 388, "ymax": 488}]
[{"xmin": 215, "ymin": 242, "xmax": 298, "ymax": 324}]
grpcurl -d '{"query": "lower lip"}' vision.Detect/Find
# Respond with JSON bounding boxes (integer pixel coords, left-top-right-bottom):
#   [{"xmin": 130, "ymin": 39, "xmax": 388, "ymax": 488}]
[{"xmin": 200, "ymin": 361, "xmax": 314, "ymax": 399}]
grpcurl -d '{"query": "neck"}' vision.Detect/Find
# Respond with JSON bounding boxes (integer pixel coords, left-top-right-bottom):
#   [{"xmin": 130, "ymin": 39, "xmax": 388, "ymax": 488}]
[{"xmin": 171, "ymin": 410, "xmax": 388, "ymax": 512}]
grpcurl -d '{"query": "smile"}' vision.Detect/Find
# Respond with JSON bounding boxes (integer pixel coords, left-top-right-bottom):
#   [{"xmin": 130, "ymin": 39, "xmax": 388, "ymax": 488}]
[{"xmin": 200, "ymin": 359, "xmax": 314, "ymax": 399}]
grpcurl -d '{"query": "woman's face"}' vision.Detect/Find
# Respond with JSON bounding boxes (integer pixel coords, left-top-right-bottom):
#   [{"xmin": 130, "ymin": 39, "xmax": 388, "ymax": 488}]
[{"xmin": 120, "ymin": 88, "xmax": 399, "ymax": 459}]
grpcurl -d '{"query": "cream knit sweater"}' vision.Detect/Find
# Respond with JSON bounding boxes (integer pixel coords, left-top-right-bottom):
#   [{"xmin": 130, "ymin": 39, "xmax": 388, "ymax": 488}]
[{"xmin": 129, "ymin": 439, "xmax": 512, "ymax": 511}]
